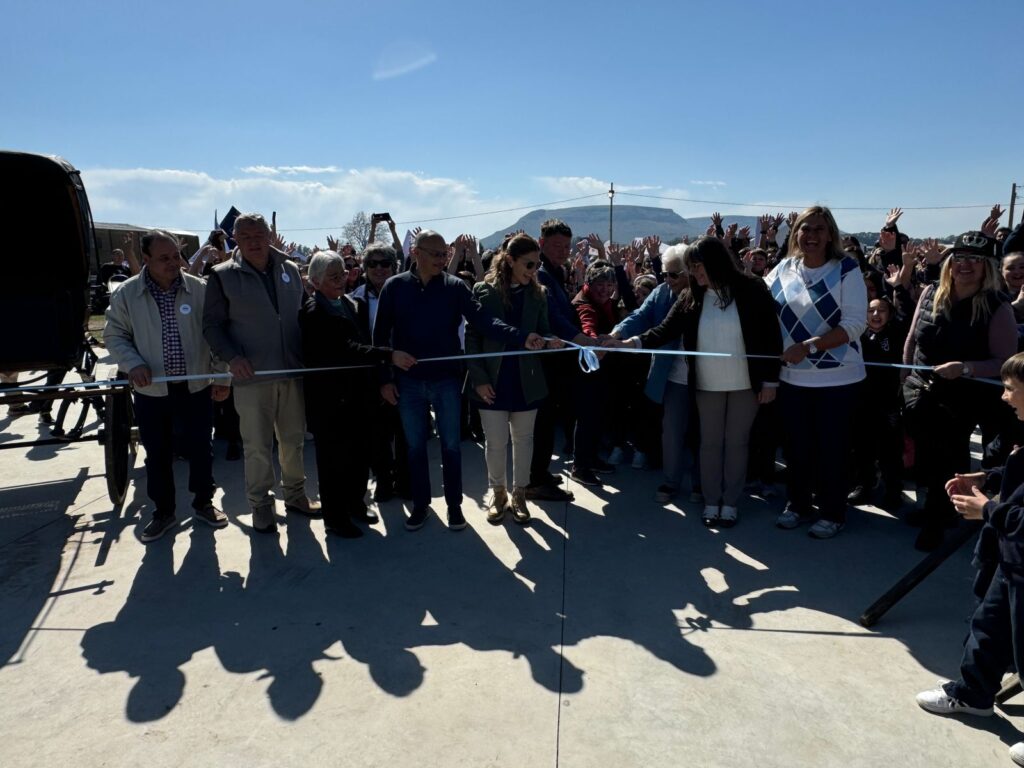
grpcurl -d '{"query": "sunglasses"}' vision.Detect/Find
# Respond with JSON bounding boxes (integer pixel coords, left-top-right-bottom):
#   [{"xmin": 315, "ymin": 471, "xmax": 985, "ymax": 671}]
[
  {"xmin": 665, "ymin": 271, "xmax": 683, "ymax": 279},
  {"xmin": 365, "ymin": 260, "xmax": 393, "ymax": 269}
]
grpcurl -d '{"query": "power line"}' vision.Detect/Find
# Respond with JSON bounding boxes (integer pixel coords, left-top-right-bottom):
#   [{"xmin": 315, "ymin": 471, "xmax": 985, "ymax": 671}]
[{"xmin": 616, "ymin": 191, "xmax": 995, "ymax": 212}]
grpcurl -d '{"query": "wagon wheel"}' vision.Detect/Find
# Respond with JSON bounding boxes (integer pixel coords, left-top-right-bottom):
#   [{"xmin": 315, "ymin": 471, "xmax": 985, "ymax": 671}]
[{"xmin": 104, "ymin": 387, "xmax": 134, "ymax": 505}]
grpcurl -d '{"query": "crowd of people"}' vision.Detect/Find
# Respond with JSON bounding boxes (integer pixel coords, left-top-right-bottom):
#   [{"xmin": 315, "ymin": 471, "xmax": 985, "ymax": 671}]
[
  {"xmin": 7, "ymin": 201, "xmax": 1024, "ymax": 764},
  {"xmin": 32, "ymin": 203, "xmax": 1016, "ymax": 552}
]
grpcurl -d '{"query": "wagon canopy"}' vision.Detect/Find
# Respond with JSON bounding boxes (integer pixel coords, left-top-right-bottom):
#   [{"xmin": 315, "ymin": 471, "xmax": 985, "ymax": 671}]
[{"xmin": 0, "ymin": 151, "xmax": 95, "ymax": 371}]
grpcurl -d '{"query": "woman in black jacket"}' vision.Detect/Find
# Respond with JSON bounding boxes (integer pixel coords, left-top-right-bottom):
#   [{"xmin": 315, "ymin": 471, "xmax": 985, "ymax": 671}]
[
  {"xmin": 606, "ymin": 237, "xmax": 781, "ymax": 528},
  {"xmin": 299, "ymin": 251, "xmax": 415, "ymax": 537}
]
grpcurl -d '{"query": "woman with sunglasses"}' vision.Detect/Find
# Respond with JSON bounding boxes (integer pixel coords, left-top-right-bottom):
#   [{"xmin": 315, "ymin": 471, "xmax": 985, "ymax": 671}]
[
  {"xmin": 607, "ymin": 236, "xmax": 781, "ymax": 527},
  {"xmin": 903, "ymin": 231, "xmax": 1016, "ymax": 550},
  {"xmin": 466, "ymin": 234, "xmax": 562, "ymax": 525}
]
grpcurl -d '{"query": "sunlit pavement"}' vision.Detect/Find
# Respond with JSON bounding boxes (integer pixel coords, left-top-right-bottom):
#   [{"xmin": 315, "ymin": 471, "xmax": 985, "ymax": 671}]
[{"xmin": 0, "ymin": 387, "xmax": 1020, "ymax": 768}]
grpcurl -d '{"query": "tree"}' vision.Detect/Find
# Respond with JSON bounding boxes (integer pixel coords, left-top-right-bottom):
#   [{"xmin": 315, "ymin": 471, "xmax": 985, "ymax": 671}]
[{"xmin": 341, "ymin": 210, "xmax": 395, "ymax": 251}]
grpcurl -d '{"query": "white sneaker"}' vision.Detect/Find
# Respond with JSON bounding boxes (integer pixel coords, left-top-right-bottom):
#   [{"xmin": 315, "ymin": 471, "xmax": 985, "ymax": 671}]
[
  {"xmin": 607, "ymin": 446, "xmax": 626, "ymax": 465},
  {"xmin": 808, "ymin": 519, "xmax": 845, "ymax": 539},
  {"xmin": 916, "ymin": 683, "xmax": 993, "ymax": 717},
  {"xmin": 702, "ymin": 505, "xmax": 720, "ymax": 527},
  {"xmin": 718, "ymin": 505, "xmax": 738, "ymax": 528},
  {"xmin": 1009, "ymin": 742, "xmax": 1024, "ymax": 767},
  {"xmin": 631, "ymin": 451, "xmax": 648, "ymax": 470}
]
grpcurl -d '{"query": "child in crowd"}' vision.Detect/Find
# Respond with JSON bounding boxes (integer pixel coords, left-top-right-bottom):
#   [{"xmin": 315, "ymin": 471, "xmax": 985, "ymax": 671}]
[
  {"xmin": 849, "ymin": 293, "xmax": 910, "ymax": 507},
  {"xmin": 916, "ymin": 351, "xmax": 1024, "ymax": 767}
]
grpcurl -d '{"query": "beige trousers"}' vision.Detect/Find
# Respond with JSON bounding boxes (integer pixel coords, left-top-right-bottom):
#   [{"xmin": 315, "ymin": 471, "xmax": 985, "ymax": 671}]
[
  {"xmin": 479, "ymin": 408, "xmax": 537, "ymax": 490},
  {"xmin": 232, "ymin": 378, "xmax": 308, "ymax": 508}
]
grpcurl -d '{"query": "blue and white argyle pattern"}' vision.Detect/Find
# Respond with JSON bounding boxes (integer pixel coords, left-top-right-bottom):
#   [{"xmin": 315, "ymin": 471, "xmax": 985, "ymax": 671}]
[{"xmin": 769, "ymin": 256, "xmax": 862, "ymax": 371}]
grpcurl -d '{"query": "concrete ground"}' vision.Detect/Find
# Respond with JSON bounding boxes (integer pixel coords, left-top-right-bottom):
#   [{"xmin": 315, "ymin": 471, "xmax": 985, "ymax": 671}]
[{"xmin": 1, "ymin": 381, "xmax": 1022, "ymax": 767}]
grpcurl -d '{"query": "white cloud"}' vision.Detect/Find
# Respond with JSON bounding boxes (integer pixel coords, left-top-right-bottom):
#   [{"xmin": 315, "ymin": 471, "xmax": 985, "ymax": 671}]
[
  {"xmin": 372, "ymin": 43, "xmax": 437, "ymax": 80},
  {"xmin": 241, "ymin": 165, "xmax": 342, "ymax": 176},
  {"xmin": 690, "ymin": 180, "xmax": 727, "ymax": 187},
  {"xmin": 81, "ymin": 166, "xmax": 527, "ymax": 243},
  {"xmin": 535, "ymin": 176, "xmax": 660, "ymax": 197}
]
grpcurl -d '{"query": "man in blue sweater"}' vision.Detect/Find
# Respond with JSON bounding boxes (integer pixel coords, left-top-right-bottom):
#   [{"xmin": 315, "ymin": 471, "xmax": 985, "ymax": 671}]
[{"xmin": 374, "ymin": 230, "xmax": 547, "ymax": 531}]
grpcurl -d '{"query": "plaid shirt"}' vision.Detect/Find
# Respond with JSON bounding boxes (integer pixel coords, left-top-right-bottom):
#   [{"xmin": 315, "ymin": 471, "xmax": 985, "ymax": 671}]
[{"xmin": 144, "ymin": 269, "xmax": 186, "ymax": 377}]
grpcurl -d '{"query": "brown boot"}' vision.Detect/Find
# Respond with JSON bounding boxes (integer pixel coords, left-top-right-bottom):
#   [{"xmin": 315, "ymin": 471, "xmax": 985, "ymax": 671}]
[
  {"xmin": 511, "ymin": 487, "xmax": 531, "ymax": 524},
  {"xmin": 487, "ymin": 487, "xmax": 508, "ymax": 525}
]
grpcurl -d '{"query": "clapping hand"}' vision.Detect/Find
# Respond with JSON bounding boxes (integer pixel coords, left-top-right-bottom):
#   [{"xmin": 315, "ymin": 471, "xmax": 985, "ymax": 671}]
[
  {"xmin": 951, "ymin": 486, "xmax": 988, "ymax": 520},
  {"xmin": 946, "ymin": 471, "xmax": 986, "ymax": 499}
]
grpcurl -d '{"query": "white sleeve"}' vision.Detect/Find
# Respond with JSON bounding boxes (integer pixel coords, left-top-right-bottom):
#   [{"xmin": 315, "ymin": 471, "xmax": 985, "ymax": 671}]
[{"xmin": 837, "ymin": 266, "xmax": 868, "ymax": 342}]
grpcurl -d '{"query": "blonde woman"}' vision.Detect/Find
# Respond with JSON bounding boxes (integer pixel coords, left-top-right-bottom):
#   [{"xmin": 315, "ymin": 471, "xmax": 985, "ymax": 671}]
[
  {"xmin": 466, "ymin": 234, "xmax": 562, "ymax": 524},
  {"xmin": 903, "ymin": 231, "xmax": 1016, "ymax": 550}
]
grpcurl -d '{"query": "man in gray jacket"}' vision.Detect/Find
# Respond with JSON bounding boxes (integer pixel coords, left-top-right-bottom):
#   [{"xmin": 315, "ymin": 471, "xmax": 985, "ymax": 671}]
[
  {"xmin": 104, "ymin": 230, "xmax": 230, "ymax": 542},
  {"xmin": 203, "ymin": 213, "xmax": 318, "ymax": 532}
]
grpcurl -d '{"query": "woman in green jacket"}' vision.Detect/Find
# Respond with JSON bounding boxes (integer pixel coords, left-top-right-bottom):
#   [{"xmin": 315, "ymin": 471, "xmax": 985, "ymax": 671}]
[{"xmin": 466, "ymin": 234, "xmax": 563, "ymax": 524}]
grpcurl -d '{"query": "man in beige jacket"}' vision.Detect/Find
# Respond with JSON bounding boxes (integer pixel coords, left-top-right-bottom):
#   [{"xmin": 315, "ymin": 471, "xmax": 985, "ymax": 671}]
[{"xmin": 104, "ymin": 230, "xmax": 231, "ymax": 542}]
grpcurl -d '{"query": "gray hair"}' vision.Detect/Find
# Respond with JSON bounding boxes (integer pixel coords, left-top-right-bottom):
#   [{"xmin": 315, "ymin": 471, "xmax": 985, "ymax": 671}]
[
  {"xmin": 362, "ymin": 242, "xmax": 397, "ymax": 267},
  {"xmin": 307, "ymin": 250, "xmax": 344, "ymax": 285},
  {"xmin": 233, "ymin": 212, "xmax": 271, "ymax": 236},
  {"xmin": 661, "ymin": 244, "xmax": 686, "ymax": 272}
]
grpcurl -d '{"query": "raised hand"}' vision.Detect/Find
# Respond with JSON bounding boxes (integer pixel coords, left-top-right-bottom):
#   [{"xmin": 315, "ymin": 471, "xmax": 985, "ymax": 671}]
[
  {"xmin": 586, "ymin": 232, "xmax": 606, "ymax": 259},
  {"xmin": 738, "ymin": 225, "xmax": 752, "ymax": 240},
  {"xmin": 787, "ymin": 211, "xmax": 799, "ymax": 228},
  {"xmin": 682, "ymin": 235, "xmax": 691, "ymax": 245},
  {"xmin": 759, "ymin": 214, "xmax": 772, "ymax": 232},
  {"xmin": 885, "ymin": 207, "xmax": 903, "ymax": 227},
  {"xmin": 326, "ymin": 235, "xmax": 339, "ymax": 252},
  {"xmin": 606, "ymin": 242, "xmax": 622, "ymax": 266},
  {"xmin": 725, "ymin": 222, "xmax": 738, "ymax": 242},
  {"xmin": 921, "ymin": 238, "xmax": 943, "ymax": 265},
  {"xmin": 646, "ymin": 235, "xmax": 661, "ymax": 257},
  {"xmin": 710, "ymin": 212, "xmax": 723, "ymax": 228},
  {"xmin": 705, "ymin": 224, "xmax": 716, "ymax": 238}
]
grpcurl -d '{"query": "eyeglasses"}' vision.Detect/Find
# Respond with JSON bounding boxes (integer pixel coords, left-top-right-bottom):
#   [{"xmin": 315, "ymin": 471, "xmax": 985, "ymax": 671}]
[
  {"xmin": 665, "ymin": 271, "xmax": 683, "ymax": 279},
  {"xmin": 365, "ymin": 260, "xmax": 393, "ymax": 269},
  {"xmin": 952, "ymin": 254, "xmax": 985, "ymax": 265},
  {"xmin": 418, "ymin": 248, "xmax": 448, "ymax": 259}
]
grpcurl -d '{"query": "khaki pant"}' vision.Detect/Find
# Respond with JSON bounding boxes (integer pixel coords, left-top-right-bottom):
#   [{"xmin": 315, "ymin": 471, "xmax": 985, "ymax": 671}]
[
  {"xmin": 233, "ymin": 378, "xmax": 307, "ymax": 508},
  {"xmin": 479, "ymin": 408, "xmax": 536, "ymax": 490}
]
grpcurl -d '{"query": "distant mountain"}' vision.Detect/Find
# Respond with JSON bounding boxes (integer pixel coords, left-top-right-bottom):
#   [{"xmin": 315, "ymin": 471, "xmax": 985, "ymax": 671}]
[{"xmin": 479, "ymin": 205, "xmax": 768, "ymax": 249}]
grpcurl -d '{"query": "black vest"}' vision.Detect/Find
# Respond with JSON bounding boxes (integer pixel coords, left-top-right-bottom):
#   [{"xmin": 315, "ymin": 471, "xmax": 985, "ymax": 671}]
[{"xmin": 912, "ymin": 285, "xmax": 1002, "ymax": 367}]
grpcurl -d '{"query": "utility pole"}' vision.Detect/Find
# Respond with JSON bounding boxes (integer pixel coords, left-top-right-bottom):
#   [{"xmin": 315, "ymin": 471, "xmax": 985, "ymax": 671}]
[
  {"xmin": 608, "ymin": 182, "xmax": 615, "ymax": 244},
  {"xmin": 1010, "ymin": 183, "xmax": 1018, "ymax": 228}
]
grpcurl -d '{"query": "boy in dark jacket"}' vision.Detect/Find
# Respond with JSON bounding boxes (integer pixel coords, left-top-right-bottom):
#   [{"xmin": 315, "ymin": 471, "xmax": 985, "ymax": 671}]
[{"xmin": 916, "ymin": 352, "xmax": 1024, "ymax": 767}]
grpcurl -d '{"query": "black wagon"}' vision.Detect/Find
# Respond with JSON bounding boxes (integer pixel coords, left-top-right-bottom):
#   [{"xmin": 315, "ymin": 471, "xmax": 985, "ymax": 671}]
[{"xmin": 0, "ymin": 150, "xmax": 136, "ymax": 504}]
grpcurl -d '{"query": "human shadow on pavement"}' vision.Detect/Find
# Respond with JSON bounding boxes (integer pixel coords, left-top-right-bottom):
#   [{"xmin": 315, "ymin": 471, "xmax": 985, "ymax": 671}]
[{"xmin": 0, "ymin": 469, "xmax": 87, "ymax": 668}]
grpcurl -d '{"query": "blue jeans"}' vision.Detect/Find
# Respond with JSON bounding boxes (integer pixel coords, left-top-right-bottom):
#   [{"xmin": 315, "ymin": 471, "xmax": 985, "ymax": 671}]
[{"xmin": 397, "ymin": 376, "xmax": 463, "ymax": 511}]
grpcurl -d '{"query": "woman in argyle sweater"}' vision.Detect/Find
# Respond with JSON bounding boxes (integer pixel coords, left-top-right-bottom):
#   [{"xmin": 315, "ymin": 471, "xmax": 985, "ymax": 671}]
[{"xmin": 765, "ymin": 206, "xmax": 867, "ymax": 539}]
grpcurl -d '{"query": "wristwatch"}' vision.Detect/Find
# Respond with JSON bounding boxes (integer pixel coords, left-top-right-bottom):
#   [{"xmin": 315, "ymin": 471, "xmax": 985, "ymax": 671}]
[
  {"xmin": 961, "ymin": 362, "xmax": 971, "ymax": 377},
  {"xmin": 806, "ymin": 341, "xmax": 818, "ymax": 355}
]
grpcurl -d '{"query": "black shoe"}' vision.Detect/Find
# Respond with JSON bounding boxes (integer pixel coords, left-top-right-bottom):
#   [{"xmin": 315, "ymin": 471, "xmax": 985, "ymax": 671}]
[
  {"xmin": 394, "ymin": 482, "xmax": 413, "ymax": 500},
  {"xmin": 525, "ymin": 483, "xmax": 575, "ymax": 502},
  {"xmin": 373, "ymin": 483, "xmax": 394, "ymax": 503},
  {"xmin": 141, "ymin": 514, "xmax": 177, "ymax": 542},
  {"xmin": 533, "ymin": 472, "xmax": 563, "ymax": 487},
  {"xmin": 447, "ymin": 506, "xmax": 467, "ymax": 531},
  {"xmin": 847, "ymin": 485, "xmax": 870, "ymax": 504},
  {"xmin": 38, "ymin": 410, "xmax": 54, "ymax": 425},
  {"xmin": 350, "ymin": 506, "xmax": 379, "ymax": 524},
  {"xmin": 882, "ymin": 491, "xmax": 904, "ymax": 511},
  {"xmin": 193, "ymin": 504, "xmax": 228, "ymax": 529},
  {"xmin": 593, "ymin": 459, "xmax": 616, "ymax": 474},
  {"xmin": 571, "ymin": 467, "xmax": 601, "ymax": 486},
  {"xmin": 326, "ymin": 517, "xmax": 364, "ymax": 538},
  {"xmin": 405, "ymin": 507, "xmax": 429, "ymax": 531},
  {"xmin": 225, "ymin": 442, "xmax": 242, "ymax": 461},
  {"xmin": 914, "ymin": 526, "xmax": 944, "ymax": 552}
]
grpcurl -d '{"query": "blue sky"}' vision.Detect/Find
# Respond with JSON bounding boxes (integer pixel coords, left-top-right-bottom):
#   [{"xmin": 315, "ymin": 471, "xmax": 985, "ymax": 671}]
[{"xmin": 3, "ymin": 0, "xmax": 1020, "ymax": 242}]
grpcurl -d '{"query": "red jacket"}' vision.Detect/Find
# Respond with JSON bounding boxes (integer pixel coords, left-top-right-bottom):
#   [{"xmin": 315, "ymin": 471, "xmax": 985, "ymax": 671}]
[{"xmin": 572, "ymin": 285, "xmax": 618, "ymax": 338}]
